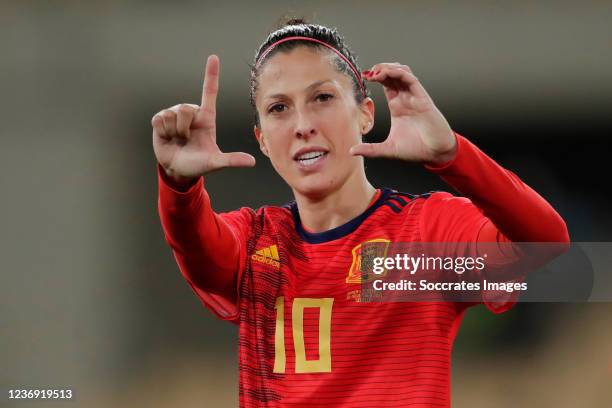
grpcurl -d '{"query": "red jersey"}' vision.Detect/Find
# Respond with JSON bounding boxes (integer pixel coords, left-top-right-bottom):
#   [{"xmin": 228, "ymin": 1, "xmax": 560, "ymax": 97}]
[{"xmin": 157, "ymin": 133, "xmax": 569, "ymax": 407}]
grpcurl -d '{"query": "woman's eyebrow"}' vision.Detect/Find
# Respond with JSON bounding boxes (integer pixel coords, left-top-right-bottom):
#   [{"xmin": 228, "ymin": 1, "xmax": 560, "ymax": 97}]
[
  {"xmin": 305, "ymin": 79, "xmax": 333, "ymax": 92},
  {"xmin": 264, "ymin": 80, "xmax": 334, "ymax": 100}
]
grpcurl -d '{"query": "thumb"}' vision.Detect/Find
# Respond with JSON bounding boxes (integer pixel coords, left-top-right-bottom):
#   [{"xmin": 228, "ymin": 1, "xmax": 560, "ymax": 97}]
[
  {"xmin": 211, "ymin": 151, "xmax": 256, "ymax": 169},
  {"xmin": 350, "ymin": 142, "xmax": 395, "ymax": 158}
]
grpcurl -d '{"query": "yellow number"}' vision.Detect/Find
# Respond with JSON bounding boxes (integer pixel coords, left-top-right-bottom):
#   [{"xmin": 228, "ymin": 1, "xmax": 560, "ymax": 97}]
[
  {"xmin": 273, "ymin": 297, "xmax": 334, "ymax": 374},
  {"xmin": 292, "ymin": 298, "xmax": 333, "ymax": 373},
  {"xmin": 273, "ymin": 296, "xmax": 286, "ymax": 373}
]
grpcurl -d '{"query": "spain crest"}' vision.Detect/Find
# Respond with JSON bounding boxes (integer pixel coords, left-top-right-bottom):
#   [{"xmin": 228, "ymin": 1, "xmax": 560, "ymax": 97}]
[{"xmin": 346, "ymin": 238, "xmax": 391, "ymax": 283}]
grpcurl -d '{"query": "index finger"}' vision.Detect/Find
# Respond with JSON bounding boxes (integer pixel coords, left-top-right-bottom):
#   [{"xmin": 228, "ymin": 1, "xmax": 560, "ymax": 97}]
[
  {"xmin": 200, "ymin": 54, "xmax": 220, "ymax": 114},
  {"xmin": 367, "ymin": 65, "xmax": 429, "ymax": 100}
]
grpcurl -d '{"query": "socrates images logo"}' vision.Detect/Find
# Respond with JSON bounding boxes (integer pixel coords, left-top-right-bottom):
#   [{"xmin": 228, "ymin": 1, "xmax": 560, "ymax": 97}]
[
  {"xmin": 252, "ymin": 244, "xmax": 281, "ymax": 268},
  {"xmin": 346, "ymin": 238, "xmax": 391, "ymax": 283}
]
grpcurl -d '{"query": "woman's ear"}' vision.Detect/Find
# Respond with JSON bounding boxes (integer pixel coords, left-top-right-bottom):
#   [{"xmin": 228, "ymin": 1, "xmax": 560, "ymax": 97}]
[
  {"xmin": 359, "ymin": 97, "xmax": 375, "ymax": 135},
  {"xmin": 254, "ymin": 125, "xmax": 270, "ymax": 157}
]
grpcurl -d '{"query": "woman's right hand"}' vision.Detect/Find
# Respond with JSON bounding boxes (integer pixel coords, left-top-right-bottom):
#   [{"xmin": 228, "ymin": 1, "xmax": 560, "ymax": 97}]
[{"xmin": 152, "ymin": 55, "xmax": 256, "ymax": 188}]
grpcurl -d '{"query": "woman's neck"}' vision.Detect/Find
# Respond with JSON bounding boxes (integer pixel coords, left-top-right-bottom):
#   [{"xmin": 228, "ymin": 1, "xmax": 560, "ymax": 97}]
[{"xmin": 292, "ymin": 171, "xmax": 377, "ymax": 234}]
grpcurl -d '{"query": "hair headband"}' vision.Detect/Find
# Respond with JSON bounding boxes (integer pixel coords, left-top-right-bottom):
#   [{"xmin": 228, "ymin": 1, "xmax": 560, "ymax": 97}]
[{"xmin": 255, "ymin": 36, "xmax": 366, "ymax": 98}]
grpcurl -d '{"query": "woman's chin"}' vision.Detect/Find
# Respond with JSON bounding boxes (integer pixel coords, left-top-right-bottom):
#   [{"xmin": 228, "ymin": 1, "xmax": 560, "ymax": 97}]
[{"xmin": 292, "ymin": 176, "xmax": 338, "ymax": 200}]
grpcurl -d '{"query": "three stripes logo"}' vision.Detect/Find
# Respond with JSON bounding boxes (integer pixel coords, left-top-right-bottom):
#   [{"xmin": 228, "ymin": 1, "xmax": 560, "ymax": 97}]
[{"xmin": 252, "ymin": 244, "xmax": 281, "ymax": 268}]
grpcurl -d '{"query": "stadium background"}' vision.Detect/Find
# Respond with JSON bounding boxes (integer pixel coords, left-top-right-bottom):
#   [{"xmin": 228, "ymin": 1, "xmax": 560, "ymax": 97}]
[{"xmin": 2, "ymin": 1, "xmax": 611, "ymax": 406}]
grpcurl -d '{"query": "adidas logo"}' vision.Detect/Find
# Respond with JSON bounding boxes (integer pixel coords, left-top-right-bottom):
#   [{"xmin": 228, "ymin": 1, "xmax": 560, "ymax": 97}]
[{"xmin": 251, "ymin": 244, "xmax": 280, "ymax": 268}]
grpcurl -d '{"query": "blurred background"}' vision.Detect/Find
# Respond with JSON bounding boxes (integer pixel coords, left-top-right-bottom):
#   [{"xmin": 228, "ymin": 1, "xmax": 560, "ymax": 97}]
[{"xmin": 1, "ymin": 1, "xmax": 611, "ymax": 407}]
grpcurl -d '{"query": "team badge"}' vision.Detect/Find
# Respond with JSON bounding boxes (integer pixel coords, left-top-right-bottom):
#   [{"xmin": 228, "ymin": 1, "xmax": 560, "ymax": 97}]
[{"xmin": 346, "ymin": 238, "xmax": 391, "ymax": 283}]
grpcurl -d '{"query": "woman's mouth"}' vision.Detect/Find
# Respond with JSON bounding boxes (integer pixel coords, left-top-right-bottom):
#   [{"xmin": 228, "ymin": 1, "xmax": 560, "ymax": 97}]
[
  {"xmin": 294, "ymin": 150, "xmax": 329, "ymax": 171},
  {"xmin": 296, "ymin": 151, "xmax": 328, "ymax": 165}
]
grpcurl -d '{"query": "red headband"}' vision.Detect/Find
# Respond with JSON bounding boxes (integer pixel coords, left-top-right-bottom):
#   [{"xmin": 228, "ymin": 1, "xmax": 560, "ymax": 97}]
[{"xmin": 255, "ymin": 36, "xmax": 366, "ymax": 98}]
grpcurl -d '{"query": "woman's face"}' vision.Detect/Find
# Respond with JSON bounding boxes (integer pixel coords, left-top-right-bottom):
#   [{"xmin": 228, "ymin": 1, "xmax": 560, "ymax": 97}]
[{"xmin": 254, "ymin": 46, "xmax": 374, "ymax": 198}]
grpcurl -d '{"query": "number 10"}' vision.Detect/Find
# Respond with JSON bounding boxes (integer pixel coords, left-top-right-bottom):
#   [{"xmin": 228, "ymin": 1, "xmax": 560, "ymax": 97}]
[{"xmin": 273, "ymin": 296, "xmax": 334, "ymax": 373}]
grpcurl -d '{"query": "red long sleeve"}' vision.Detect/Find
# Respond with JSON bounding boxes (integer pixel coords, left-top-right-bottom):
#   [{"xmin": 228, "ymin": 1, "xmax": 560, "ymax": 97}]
[
  {"xmin": 157, "ymin": 163, "xmax": 253, "ymax": 321},
  {"xmin": 420, "ymin": 132, "xmax": 569, "ymax": 313},
  {"xmin": 422, "ymin": 132, "xmax": 569, "ymax": 245}
]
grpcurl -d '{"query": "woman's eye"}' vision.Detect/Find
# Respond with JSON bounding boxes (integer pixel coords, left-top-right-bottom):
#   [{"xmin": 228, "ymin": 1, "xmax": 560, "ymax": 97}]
[
  {"xmin": 316, "ymin": 93, "xmax": 334, "ymax": 102},
  {"xmin": 268, "ymin": 104, "xmax": 286, "ymax": 114}
]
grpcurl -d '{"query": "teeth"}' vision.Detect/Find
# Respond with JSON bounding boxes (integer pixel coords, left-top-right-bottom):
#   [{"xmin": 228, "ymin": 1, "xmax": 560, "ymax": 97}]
[
  {"xmin": 300, "ymin": 156, "xmax": 320, "ymax": 165},
  {"xmin": 297, "ymin": 151, "xmax": 326, "ymax": 161}
]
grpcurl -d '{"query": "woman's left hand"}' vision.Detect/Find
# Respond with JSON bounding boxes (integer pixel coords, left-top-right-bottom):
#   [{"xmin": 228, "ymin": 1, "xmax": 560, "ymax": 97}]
[{"xmin": 350, "ymin": 63, "xmax": 457, "ymax": 166}]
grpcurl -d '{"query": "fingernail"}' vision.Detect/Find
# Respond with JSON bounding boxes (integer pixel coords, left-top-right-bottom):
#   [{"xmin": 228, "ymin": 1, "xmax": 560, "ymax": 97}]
[{"xmin": 362, "ymin": 70, "xmax": 371, "ymax": 76}]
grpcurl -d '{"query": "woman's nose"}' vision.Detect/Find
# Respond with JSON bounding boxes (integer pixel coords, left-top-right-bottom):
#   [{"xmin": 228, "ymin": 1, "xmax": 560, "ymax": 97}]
[{"xmin": 294, "ymin": 112, "xmax": 316, "ymax": 139}]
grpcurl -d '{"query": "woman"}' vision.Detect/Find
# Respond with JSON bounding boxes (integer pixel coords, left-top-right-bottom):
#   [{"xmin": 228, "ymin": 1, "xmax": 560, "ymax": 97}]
[{"xmin": 153, "ymin": 20, "xmax": 568, "ymax": 408}]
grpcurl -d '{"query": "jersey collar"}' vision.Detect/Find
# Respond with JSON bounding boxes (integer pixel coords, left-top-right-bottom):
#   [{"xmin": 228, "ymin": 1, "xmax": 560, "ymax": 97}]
[{"xmin": 290, "ymin": 187, "xmax": 393, "ymax": 244}]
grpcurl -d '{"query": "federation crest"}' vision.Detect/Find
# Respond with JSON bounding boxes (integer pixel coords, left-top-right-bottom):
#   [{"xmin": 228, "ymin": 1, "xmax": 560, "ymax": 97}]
[{"xmin": 346, "ymin": 238, "xmax": 391, "ymax": 283}]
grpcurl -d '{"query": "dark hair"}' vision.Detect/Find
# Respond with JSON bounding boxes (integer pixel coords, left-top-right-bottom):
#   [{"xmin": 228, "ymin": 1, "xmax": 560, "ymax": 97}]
[{"xmin": 250, "ymin": 18, "xmax": 369, "ymax": 127}]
